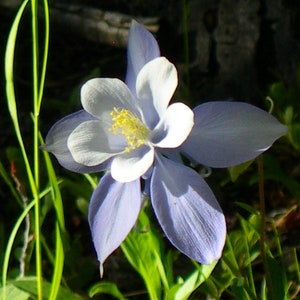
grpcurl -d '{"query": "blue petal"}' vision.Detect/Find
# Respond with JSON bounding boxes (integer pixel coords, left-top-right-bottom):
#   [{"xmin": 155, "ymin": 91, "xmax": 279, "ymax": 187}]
[
  {"xmin": 42, "ymin": 110, "xmax": 108, "ymax": 173},
  {"xmin": 181, "ymin": 101, "xmax": 288, "ymax": 167},
  {"xmin": 150, "ymin": 155, "xmax": 226, "ymax": 264},
  {"xmin": 88, "ymin": 172, "xmax": 142, "ymax": 275},
  {"xmin": 125, "ymin": 20, "xmax": 160, "ymax": 97}
]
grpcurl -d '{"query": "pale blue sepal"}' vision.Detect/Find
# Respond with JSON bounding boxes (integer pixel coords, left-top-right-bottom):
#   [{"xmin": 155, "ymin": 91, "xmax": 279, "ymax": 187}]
[
  {"xmin": 125, "ymin": 20, "xmax": 160, "ymax": 96},
  {"xmin": 88, "ymin": 172, "xmax": 142, "ymax": 276},
  {"xmin": 42, "ymin": 110, "xmax": 108, "ymax": 173},
  {"xmin": 182, "ymin": 101, "xmax": 288, "ymax": 168},
  {"xmin": 150, "ymin": 155, "xmax": 226, "ymax": 264}
]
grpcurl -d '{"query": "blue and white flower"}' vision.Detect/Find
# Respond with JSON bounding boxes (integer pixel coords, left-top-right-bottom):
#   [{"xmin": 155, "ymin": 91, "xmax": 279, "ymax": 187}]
[{"xmin": 43, "ymin": 21, "xmax": 287, "ymax": 274}]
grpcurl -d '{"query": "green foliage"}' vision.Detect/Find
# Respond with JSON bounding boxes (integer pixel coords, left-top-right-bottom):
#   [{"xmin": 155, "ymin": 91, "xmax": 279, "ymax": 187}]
[
  {"xmin": 262, "ymin": 154, "xmax": 300, "ymax": 201},
  {"xmin": 120, "ymin": 207, "xmax": 217, "ymax": 300},
  {"xmin": 0, "ymin": 277, "xmax": 82, "ymax": 300},
  {"xmin": 121, "ymin": 208, "xmax": 168, "ymax": 300},
  {"xmin": 228, "ymin": 160, "xmax": 255, "ymax": 182},
  {"xmin": 89, "ymin": 281, "xmax": 125, "ymax": 299},
  {"xmin": 198, "ymin": 210, "xmax": 299, "ymax": 299},
  {"xmin": 265, "ymin": 254, "xmax": 288, "ymax": 300},
  {"xmin": 269, "ymin": 71, "xmax": 300, "ymax": 151}
]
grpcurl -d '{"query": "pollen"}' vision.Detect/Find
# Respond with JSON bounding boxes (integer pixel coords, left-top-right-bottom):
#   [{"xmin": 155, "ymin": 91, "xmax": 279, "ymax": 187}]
[{"xmin": 109, "ymin": 107, "xmax": 149, "ymax": 152}]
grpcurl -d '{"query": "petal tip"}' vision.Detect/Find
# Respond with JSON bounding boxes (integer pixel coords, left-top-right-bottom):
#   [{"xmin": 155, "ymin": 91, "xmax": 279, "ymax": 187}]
[{"xmin": 99, "ymin": 263, "xmax": 104, "ymax": 278}]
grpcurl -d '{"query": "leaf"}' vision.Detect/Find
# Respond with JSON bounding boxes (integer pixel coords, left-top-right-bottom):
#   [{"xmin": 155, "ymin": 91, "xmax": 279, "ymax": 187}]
[
  {"xmin": 265, "ymin": 254, "xmax": 288, "ymax": 300},
  {"xmin": 88, "ymin": 281, "xmax": 125, "ymax": 299},
  {"xmin": 76, "ymin": 197, "xmax": 89, "ymax": 217},
  {"xmin": 121, "ymin": 209, "xmax": 170, "ymax": 300},
  {"xmin": 10, "ymin": 277, "xmax": 82, "ymax": 300},
  {"xmin": 289, "ymin": 122, "xmax": 300, "ymax": 150},
  {"xmin": 41, "ymin": 142, "xmax": 67, "ymax": 300},
  {"xmin": 0, "ymin": 284, "xmax": 30, "ymax": 300},
  {"xmin": 170, "ymin": 261, "xmax": 217, "ymax": 300},
  {"xmin": 230, "ymin": 285, "xmax": 252, "ymax": 300},
  {"xmin": 228, "ymin": 160, "xmax": 254, "ymax": 182},
  {"xmin": 282, "ymin": 106, "xmax": 294, "ymax": 125},
  {"xmin": 235, "ymin": 202, "xmax": 259, "ymax": 216},
  {"xmin": 222, "ymin": 235, "xmax": 242, "ymax": 278}
]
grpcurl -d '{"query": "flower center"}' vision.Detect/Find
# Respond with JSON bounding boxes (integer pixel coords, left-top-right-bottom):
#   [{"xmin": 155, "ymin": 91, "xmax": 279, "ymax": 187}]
[{"xmin": 109, "ymin": 107, "xmax": 149, "ymax": 152}]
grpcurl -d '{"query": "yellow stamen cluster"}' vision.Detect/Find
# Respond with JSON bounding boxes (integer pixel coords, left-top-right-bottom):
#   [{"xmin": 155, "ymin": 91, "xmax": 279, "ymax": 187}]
[{"xmin": 110, "ymin": 107, "xmax": 149, "ymax": 152}]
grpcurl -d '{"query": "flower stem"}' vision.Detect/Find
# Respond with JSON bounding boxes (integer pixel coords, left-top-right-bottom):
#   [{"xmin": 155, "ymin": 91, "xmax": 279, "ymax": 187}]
[
  {"xmin": 31, "ymin": 0, "xmax": 42, "ymax": 298},
  {"xmin": 257, "ymin": 155, "xmax": 275, "ymax": 300}
]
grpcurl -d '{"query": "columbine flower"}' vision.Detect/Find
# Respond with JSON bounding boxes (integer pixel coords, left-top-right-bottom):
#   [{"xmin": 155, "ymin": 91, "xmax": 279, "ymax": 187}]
[{"xmin": 43, "ymin": 20, "xmax": 287, "ymax": 274}]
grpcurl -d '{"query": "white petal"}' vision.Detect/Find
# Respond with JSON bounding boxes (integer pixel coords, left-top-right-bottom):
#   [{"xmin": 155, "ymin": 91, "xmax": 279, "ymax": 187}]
[
  {"xmin": 152, "ymin": 103, "xmax": 194, "ymax": 148},
  {"xmin": 136, "ymin": 57, "xmax": 178, "ymax": 129},
  {"xmin": 81, "ymin": 78, "xmax": 140, "ymax": 119},
  {"xmin": 111, "ymin": 145, "xmax": 154, "ymax": 182},
  {"xmin": 68, "ymin": 120, "xmax": 124, "ymax": 166}
]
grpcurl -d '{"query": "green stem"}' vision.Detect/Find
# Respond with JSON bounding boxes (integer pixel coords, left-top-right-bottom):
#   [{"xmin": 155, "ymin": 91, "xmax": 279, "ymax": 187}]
[
  {"xmin": 38, "ymin": 0, "xmax": 49, "ymax": 111},
  {"xmin": 2, "ymin": 200, "xmax": 35, "ymax": 299},
  {"xmin": 3, "ymin": 0, "xmax": 39, "ymax": 297},
  {"xmin": 31, "ymin": 0, "xmax": 42, "ymax": 298},
  {"xmin": 257, "ymin": 156, "xmax": 266, "ymax": 267},
  {"xmin": 293, "ymin": 248, "xmax": 300, "ymax": 285}
]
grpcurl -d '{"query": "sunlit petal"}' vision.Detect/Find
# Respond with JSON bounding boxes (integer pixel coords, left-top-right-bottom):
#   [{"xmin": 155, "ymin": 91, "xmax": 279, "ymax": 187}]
[
  {"xmin": 111, "ymin": 145, "xmax": 154, "ymax": 182},
  {"xmin": 136, "ymin": 57, "xmax": 178, "ymax": 129},
  {"xmin": 153, "ymin": 103, "xmax": 194, "ymax": 148},
  {"xmin": 151, "ymin": 155, "xmax": 226, "ymax": 264},
  {"xmin": 81, "ymin": 78, "xmax": 141, "ymax": 119},
  {"xmin": 89, "ymin": 173, "xmax": 141, "ymax": 275},
  {"xmin": 68, "ymin": 120, "xmax": 124, "ymax": 167},
  {"xmin": 182, "ymin": 101, "xmax": 288, "ymax": 167}
]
